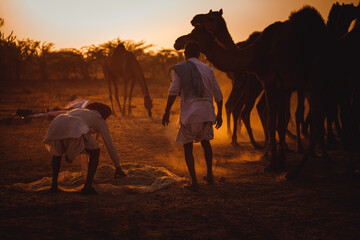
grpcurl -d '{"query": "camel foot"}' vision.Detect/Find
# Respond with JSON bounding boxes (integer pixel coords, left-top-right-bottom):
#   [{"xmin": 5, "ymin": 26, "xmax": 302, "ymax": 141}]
[
  {"xmin": 344, "ymin": 166, "xmax": 356, "ymax": 177},
  {"xmin": 296, "ymin": 146, "xmax": 305, "ymax": 154},
  {"xmin": 203, "ymin": 176, "xmax": 215, "ymax": 185},
  {"xmin": 231, "ymin": 141, "xmax": 239, "ymax": 147},
  {"xmin": 264, "ymin": 165, "xmax": 277, "ymax": 173},
  {"xmin": 285, "ymin": 171, "xmax": 299, "ymax": 181},
  {"xmin": 260, "ymin": 151, "xmax": 269, "ymax": 161},
  {"xmin": 324, "ymin": 157, "xmax": 334, "ymax": 165},
  {"xmin": 278, "ymin": 162, "xmax": 285, "ymax": 171},
  {"xmin": 302, "ymin": 131, "xmax": 309, "ymax": 139},
  {"xmin": 182, "ymin": 183, "xmax": 199, "ymax": 191},
  {"xmin": 285, "ymin": 147, "xmax": 294, "ymax": 153},
  {"xmin": 252, "ymin": 143, "xmax": 264, "ymax": 150}
]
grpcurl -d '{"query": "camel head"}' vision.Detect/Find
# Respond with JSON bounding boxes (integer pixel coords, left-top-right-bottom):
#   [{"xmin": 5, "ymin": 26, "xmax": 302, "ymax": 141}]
[
  {"xmin": 174, "ymin": 25, "xmax": 216, "ymax": 54},
  {"xmin": 191, "ymin": 9, "xmax": 225, "ymax": 36},
  {"xmin": 174, "ymin": 25, "xmax": 215, "ymax": 53},
  {"xmin": 144, "ymin": 95, "xmax": 153, "ymax": 118},
  {"xmin": 327, "ymin": 2, "xmax": 360, "ymax": 37},
  {"xmin": 174, "ymin": 33, "xmax": 194, "ymax": 50}
]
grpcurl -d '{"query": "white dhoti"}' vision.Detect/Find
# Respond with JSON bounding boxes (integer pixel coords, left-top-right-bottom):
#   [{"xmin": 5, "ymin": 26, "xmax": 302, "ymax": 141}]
[
  {"xmin": 45, "ymin": 133, "xmax": 99, "ymax": 161},
  {"xmin": 176, "ymin": 121, "xmax": 214, "ymax": 144}
]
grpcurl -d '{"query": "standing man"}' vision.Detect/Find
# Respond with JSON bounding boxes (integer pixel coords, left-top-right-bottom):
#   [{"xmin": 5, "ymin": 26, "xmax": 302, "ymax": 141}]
[{"xmin": 162, "ymin": 42, "xmax": 223, "ymax": 190}]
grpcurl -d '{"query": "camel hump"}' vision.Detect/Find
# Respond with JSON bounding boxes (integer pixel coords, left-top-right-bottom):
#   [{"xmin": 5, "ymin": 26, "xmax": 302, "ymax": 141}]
[{"xmin": 289, "ymin": 5, "xmax": 325, "ymax": 27}]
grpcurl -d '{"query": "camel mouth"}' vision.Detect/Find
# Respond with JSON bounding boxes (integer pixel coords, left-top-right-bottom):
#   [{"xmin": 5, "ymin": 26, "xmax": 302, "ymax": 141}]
[{"xmin": 192, "ymin": 22, "xmax": 201, "ymax": 27}]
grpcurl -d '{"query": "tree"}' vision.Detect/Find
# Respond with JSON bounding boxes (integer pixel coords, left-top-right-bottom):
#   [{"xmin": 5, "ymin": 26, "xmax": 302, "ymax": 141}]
[
  {"xmin": 0, "ymin": 18, "xmax": 17, "ymax": 82},
  {"xmin": 36, "ymin": 41, "xmax": 54, "ymax": 82}
]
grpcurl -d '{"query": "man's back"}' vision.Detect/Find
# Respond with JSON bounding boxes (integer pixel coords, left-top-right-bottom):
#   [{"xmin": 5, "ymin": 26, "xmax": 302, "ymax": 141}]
[{"xmin": 169, "ymin": 57, "xmax": 223, "ymax": 125}]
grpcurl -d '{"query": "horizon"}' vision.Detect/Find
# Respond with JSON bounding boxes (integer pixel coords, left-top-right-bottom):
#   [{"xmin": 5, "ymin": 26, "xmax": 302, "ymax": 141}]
[{"xmin": 1, "ymin": 0, "xmax": 358, "ymax": 51}]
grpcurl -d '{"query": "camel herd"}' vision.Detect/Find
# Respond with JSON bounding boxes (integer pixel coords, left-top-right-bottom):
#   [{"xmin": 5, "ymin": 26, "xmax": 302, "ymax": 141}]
[{"xmin": 102, "ymin": 2, "xmax": 359, "ymax": 179}]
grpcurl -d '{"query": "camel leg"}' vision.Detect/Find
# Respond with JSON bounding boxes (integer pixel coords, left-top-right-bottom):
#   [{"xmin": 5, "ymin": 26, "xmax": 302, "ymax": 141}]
[
  {"xmin": 282, "ymin": 94, "xmax": 292, "ymax": 153},
  {"xmin": 277, "ymin": 92, "xmax": 291, "ymax": 170},
  {"xmin": 326, "ymin": 105, "xmax": 339, "ymax": 145},
  {"xmin": 264, "ymin": 87, "xmax": 278, "ymax": 172},
  {"xmin": 287, "ymin": 92, "xmax": 327, "ymax": 179},
  {"xmin": 128, "ymin": 78, "xmax": 136, "ymax": 115},
  {"xmin": 103, "ymin": 69, "xmax": 116, "ymax": 115},
  {"xmin": 303, "ymin": 112, "xmax": 310, "ymax": 138},
  {"xmin": 295, "ymin": 90, "xmax": 305, "ymax": 152},
  {"xmin": 225, "ymin": 99, "xmax": 234, "ymax": 137},
  {"xmin": 231, "ymin": 104, "xmax": 242, "ymax": 147},
  {"xmin": 112, "ymin": 79, "xmax": 122, "ymax": 117},
  {"xmin": 225, "ymin": 83, "xmax": 240, "ymax": 137},
  {"xmin": 241, "ymin": 98, "xmax": 262, "ymax": 149},
  {"xmin": 257, "ymin": 93, "xmax": 269, "ymax": 151},
  {"xmin": 122, "ymin": 81, "xmax": 128, "ymax": 116}
]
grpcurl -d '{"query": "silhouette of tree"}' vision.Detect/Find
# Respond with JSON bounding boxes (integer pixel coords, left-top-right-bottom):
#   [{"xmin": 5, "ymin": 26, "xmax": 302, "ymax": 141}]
[
  {"xmin": 0, "ymin": 18, "xmax": 18, "ymax": 82},
  {"xmin": 15, "ymin": 39, "xmax": 39, "ymax": 81},
  {"xmin": 36, "ymin": 41, "xmax": 54, "ymax": 82}
]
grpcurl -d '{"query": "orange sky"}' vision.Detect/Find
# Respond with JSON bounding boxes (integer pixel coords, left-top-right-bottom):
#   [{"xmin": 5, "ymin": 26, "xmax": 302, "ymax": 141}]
[{"xmin": 0, "ymin": 0, "xmax": 358, "ymax": 51}]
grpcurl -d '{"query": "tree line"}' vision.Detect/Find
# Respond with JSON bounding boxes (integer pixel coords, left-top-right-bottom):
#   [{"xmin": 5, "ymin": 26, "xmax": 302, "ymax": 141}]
[{"xmin": 0, "ymin": 18, "xmax": 185, "ymax": 85}]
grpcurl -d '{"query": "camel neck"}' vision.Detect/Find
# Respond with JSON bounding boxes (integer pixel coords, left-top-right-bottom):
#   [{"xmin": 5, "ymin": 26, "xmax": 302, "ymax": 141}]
[
  {"xmin": 216, "ymin": 23, "xmax": 238, "ymax": 50},
  {"xmin": 206, "ymin": 39, "xmax": 257, "ymax": 73},
  {"xmin": 137, "ymin": 70, "xmax": 150, "ymax": 97}
]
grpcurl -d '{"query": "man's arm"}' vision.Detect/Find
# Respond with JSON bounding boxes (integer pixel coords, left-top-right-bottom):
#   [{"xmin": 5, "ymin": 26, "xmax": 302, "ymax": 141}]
[
  {"xmin": 215, "ymin": 99, "xmax": 223, "ymax": 129},
  {"xmin": 162, "ymin": 95, "xmax": 177, "ymax": 126}
]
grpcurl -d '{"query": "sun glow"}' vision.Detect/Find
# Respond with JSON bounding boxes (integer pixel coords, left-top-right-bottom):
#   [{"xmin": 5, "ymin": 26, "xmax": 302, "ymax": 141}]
[{"xmin": 1, "ymin": 0, "xmax": 358, "ymax": 51}]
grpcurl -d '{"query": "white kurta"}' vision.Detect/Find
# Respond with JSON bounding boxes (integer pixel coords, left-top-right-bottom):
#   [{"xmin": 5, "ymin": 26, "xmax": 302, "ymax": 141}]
[
  {"xmin": 168, "ymin": 58, "xmax": 223, "ymax": 125},
  {"xmin": 44, "ymin": 108, "xmax": 120, "ymax": 167}
]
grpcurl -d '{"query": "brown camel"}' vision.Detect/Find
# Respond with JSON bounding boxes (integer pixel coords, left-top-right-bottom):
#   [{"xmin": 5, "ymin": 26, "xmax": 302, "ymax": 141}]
[
  {"xmin": 190, "ymin": 10, "xmax": 296, "ymax": 151},
  {"xmin": 300, "ymin": 2, "xmax": 360, "ymax": 144},
  {"xmin": 321, "ymin": 2, "xmax": 360, "ymax": 143},
  {"xmin": 192, "ymin": 7, "xmax": 359, "ymax": 154},
  {"xmin": 290, "ymin": 15, "xmax": 360, "ymax": 178},
  {"xmin": 184, "ymin": 9, "xmax": 266, "ymax": 148},
  {"xmin": 175, "ymin": 6, "xmax": 333, "ymax": 173},
  {"xmin": 103, "ymin": 43, "xmax": 153, "ymax": 117}
]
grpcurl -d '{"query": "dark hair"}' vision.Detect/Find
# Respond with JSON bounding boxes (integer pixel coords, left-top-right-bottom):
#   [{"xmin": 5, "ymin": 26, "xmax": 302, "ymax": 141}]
[
  {"xmin": 184, "ymin": 41, "xmax": 200, "ymax": 59},
  {"xmin": 86, "ymin": 102, "xmax": 112, "ymax": 120}
]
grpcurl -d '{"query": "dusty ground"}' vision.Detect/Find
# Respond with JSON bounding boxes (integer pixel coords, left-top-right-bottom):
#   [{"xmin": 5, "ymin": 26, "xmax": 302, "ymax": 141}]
[{"xmin": 0, "ymin": 81, "xmax": 359, "ymax": 240}]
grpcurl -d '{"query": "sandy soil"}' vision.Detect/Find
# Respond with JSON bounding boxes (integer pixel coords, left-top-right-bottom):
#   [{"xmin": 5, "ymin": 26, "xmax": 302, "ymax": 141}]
[{"xmin": 0, "ymin": 81, "xmax": 359, "ymax": 240}]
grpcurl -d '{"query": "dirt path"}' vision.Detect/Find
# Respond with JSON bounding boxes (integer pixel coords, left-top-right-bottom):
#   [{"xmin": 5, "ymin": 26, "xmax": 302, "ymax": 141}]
[{"xmin": 0, "ymin": 84, "xmax": 359, "ymax": 239}]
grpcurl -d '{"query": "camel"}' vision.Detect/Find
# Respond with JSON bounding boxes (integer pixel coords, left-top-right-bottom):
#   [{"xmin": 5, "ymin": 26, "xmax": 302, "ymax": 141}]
[
  {"xmin": 190, "ymin": 10, "xmax": 297, "ymax": 151},
  {"xmin": 175, "ymin": 6, "xmax": 334, "ymax": 173},
  {"xmin": 299, "ymin": 2, "xmax": 360, "ymax": 144},
  {"xmin": 322, "ymin": 2, "xmax": 360, "ymax": 143},
  {"xmin": 224, "ymin": 32, "xmax": 266, "ymax": 148},
  {"xmin": 191, "ymin": 6, "xmax": 359, "ymax": 154},
  {"xmin": 103, "ymin": 43, "xmax": 153, "ymax": 117},
  {"xmin": 228, "ymin": 33, "xmax": 265, "ymax": 149}
]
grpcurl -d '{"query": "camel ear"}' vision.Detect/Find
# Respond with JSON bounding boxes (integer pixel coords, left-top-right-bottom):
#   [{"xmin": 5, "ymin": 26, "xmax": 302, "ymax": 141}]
[
  {"xmin": 219, "ymin": 9, "xmax": 223, "ymax": 15},
  {"xmin": 209, "ymin": 9, "xmax": 212, "ymax": 13}
]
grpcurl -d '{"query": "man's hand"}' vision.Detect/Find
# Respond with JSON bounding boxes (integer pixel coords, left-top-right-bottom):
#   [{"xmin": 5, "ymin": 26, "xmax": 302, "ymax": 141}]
[
  {"xmin": 114, "ymin": 167, "xmax": 126, "ymax": 179},
  {"xmin": 215, "ymin": 114, "xmax": 223, "ymax": 129},
  {"xmin": 162, "ymin": 111, "xmax": 170, "ymax": 126},
  {"xmin": 163, "ymin": 95, "xmax": 176, "ymax": 126}
]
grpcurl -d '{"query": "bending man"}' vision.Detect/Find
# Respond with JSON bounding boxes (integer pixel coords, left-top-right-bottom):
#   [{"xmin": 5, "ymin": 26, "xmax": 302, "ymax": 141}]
[{"xmin": 44, "ymin": 102, "xmax": 126, "ymax": 195}]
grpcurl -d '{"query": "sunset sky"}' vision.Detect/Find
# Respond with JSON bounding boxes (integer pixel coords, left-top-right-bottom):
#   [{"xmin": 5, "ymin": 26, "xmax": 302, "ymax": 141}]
[{"xmin": 0, "ymin": 0, "xmax": 358, "ymax": 51}]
